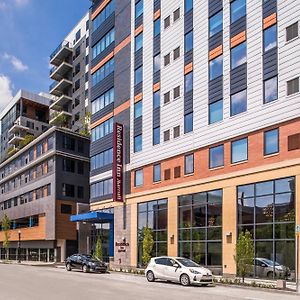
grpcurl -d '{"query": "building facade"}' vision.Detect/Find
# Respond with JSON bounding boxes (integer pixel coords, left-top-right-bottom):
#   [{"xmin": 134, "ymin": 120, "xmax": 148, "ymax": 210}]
[
  {"xmin": 0, "ymin": 127, "xmax": 90, "ymax": 262},
  {"xmin": 78, "ymin": 0, "xmax": 300, "ymax": 280}
]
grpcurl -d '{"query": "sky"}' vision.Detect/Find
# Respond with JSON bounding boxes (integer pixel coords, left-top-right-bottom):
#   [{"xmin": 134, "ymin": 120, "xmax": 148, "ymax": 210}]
[{"xmin": 0, "ymin": 0, "xmax": 91, "ymax": 111}]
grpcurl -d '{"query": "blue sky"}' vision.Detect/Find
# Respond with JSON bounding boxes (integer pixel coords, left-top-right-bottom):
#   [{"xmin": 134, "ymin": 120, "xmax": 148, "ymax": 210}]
[{"xmin": 0, "ymin": 0, "xmax": 90, "ymax": 110}]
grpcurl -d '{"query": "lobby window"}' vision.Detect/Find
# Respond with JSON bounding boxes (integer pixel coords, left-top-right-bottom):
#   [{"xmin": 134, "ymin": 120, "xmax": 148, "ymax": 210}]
[
  {"xmin": 134, "ymin": 101, "xmax": 142, "ymax": 119},
  {"xmin": 230, "ymin": 0, "xmax": 246, "ymax": 24},
  {"xmin": 231, "ymin": 41, "xmax": 246, "ymax": 69},
  {"xmin": 153, "ymin": 54, "xmax": 161, "ymax": 73},
  {"xmin": 185, "ymin": 72, "xmax": 193, "ymax": 93},
  {"xmin": 135, "ymin": 33, "xmax": 143, "ymax": 52},
  {"xmin": 286, "ymin": 22, "xmax": 298, "ymax": 42},
  {"xmin": 135, "ymin": 169, "xmax": 143, "ymax": 187},
  {"xmin": 230, "ymin": 89, "xmax": 247, "ymax": 116},
  {"xmin": 209, "ymin": 10, "xmax": 223, "ymax": 37},
  {"xmin": 134, "ymin": 134, "xmax": 142, "ymax": 153},
  {"xmin": 153, "ymin": 164, "xmax": 161, "ymax": 182},
  {"xmin": 209, "ymin": 145, "xmax": 224, "ymax": 169},
  {"xmin": 184, "ymin": 112, "xmax": 193, "ymax": 133},
  {"xmin": 153, "ymin": 127, "xmax": 160, "ymax": 145},
  {"xmin": 184, "ymin": 154, "xmax": 194, "ymax": 175},
  {"xmin": 209, "ymin": 55, "xmax": 223, "ymax": 80},
  {"xmin": 264, "ymin": 128, "xmax": 279, "ymax": 155},
  {"xmin": 264, "ymin": 76, "xmax": 278, "ymax": 103},
  {"xmin": 178, "ymin": 190, "xmax": 222, "ymax": 266},
  {"xmin": 264, "ymin": 25, "xmax": 277, "ymax": 52},
  {"xmin": 135, "ymin": 66, "xmax": 143, "ymax": 85},
  {"xmin": 237, "ymin": 177, "xmax": 295, "ymax": 279},
  {"xmin": 153, "ymin": 91, "xmax": 160, "ymax": 109},
  {"xmin": 231, "ymin": 138, "xmax": 248, "ymax": 164},
  {"xmin": 185, "ymin": 0, "xmax": 193, "ymax": 12},
  {"xmin": 185, "ymin": 30, "xmax": 193, "ymax": 53},
  {"xmin": 209, "ymin": 100, "xmax": 223, "ymax": 124},
  {"xmin": 154, "ymin": 18, "xmax": 161, "ymax": 37},
  {"xmin": 135, "ymin": 0, "xmax": 143, "ymax": 19},
  {"xmin": 287, "ymin": 77, "xmax": 299, "ymax": 96},
  {"xmin": 138, "ymin": 199, "xmax": 167, "ymax": 266}
]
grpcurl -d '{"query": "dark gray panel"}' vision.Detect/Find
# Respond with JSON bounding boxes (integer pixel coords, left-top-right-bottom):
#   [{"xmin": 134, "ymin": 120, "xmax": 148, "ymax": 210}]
[
  {"xmin": 115, "ymin": 0, "xmax": 131, "ymax": 44},
  {"xmin": 184, "ymin": 10, "xmax": 193, "ymax": 33},
  {"xmin": 154, "ymin": 0, "xmax": 161, "ymax": 11},
  {"xmin": 209, "ymin": 31, "xmax": 223, "ymax": 51},
  {"xmin": 124, "ymin": 171, "xmax": 131, "ymax": 195},
  {"xmin": 209, "ymin": 76, "xmax": 223, "ymax": 104},
  {"xmin": 153, "ymin": 71, "xmax": 160, "ymax": 84},
  {"xmin": 134, "ymin": 48, "xmax": 143, "ymax": 68},
  {"xmin": 230, "ymin": 63, "xmax": 247, "ymax": 95},
  {"xmin": 91, "ymin": 42, "xmax": 115, "ymax": 69},
  {"xmin": 184, "ymin": 50, "xmax": 193, "ymax": 65},
  {"xmin": 92, "ymin": 13, "xmax": 115, "ymax": 47},
  {"xmin": 263, "ymin": 48, "xmax": 278, "ymax": 80},
  {"xmin": 184, "ymin": 91, "xmax": 193, "ymax": 114},
  {"xmin": 134, "ymin": 116, "xmax": 143, "ymax": 136},
  {"xmin": 209, "ymin": 0, "xmax": 223, "ymax": 17},
  {"xmin": 134, "ymin": 82, "xmax": 143, "ymax": 95},
  {"xmin": 230, "ymin": 15, "xmax": 246, "ymax": 38},
  {"xmin": 90, "ymin": 133, "xmax": 113, "ymax": 157},
  {"xmin": 91, "ymin": 102, "xmax": 114, "ymax": 124},
  {"xmin": 92, "ymin": 0, "xmax": 104, "ymax": 13},
  {"xmin": 153, "ymin": 107, "xmax": 160, "ymax": 128},
  {"xmin": 263, "ymin": 0, "xmax": 277, "ymax": 19},
  {"xmin": 135, "ymin": 14, "xmax": 143, "ymax": 29},
  {"xmin": 90, "ymin": 193, "xmax": 113, "ymax": 203},
  {"xmin": 115, "ymin": 66, "xmax": 131, "ymax": 107},
  {"xmin": 153, "ymin": 36, "xmax": 161, "ymax": 55},
  {"xmin": 91, "ymin": 72, "xmax": 114, "ymax": 101},
  {"xmin": 90, "ymin": 164, "xmax": 113, "ymax": 177}
]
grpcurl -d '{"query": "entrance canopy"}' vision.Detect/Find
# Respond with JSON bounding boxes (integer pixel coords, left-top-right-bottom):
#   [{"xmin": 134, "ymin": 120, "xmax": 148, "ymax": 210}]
[{"xmin": 70, "ymin": 211, "xmax": 114, "ymax": 223}]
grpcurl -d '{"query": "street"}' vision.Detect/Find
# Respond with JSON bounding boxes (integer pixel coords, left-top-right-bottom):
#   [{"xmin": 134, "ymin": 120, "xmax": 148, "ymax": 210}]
[{"xmin": 0, "ymin": 264, "xmax": 298, "ymax": 300}]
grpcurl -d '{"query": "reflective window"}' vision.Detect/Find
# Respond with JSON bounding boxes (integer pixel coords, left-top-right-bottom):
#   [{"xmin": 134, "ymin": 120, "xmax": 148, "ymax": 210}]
[
  {"xmin": 184, "ymin": 154, "xmax": 194, "ymax": 175},
  {"xmin": 135, "ymin": 169, "xmax": 143, "ymax": 187},
  {"xmin": 209, "ymin": 11, "xmax": 223, "ymax": 37},
  {"xmin": 90, "ymin": 178, "xmax": 113, "ymax": 198},
  {"xmin": 185, "ymin": 30, "xmax": 193, "ymax": 53},
  {"xmin": 153, "ymin": 54, "xmax": 160, "ymax": 73},
  {"xmin": 231, "ymin": 138, "xmax": 248, "ymax": 163},
  {"xmin": 135, "ymin": 33, "xmax": 143, "ymax": 52},
  {"xmin": 135, "ymin": 66, "xmax": 143, "ymax": 85},
  {"xmin": 91, "ymin": 118, "xmax": 113, "ymax": 142},
  {"xmin": 154, "ymin": 18, "xmax": 161, "ymax": 37},
  {"xmin": 93, "ymin": 0, "xmax": 115, "ymax": 32},
  {"xmin": 153, "ymin": 164, "xmax": 161, "ymax": 182},
  {"xmin": 153, "ymin": 127, "xmax": 160, "ymax": 145},
  {"xmin": 92, "ymin": 28, "xmax": 115, "ymax": 59},
  {"xmin": 209, "ymin": 100, "xmax": 223, "ymax": 124},
  {"xmin": 264, "ymin": 76, "xmax": 278, "ymax": 103},
  {"xmin": 92, "ymin": 58, "xmax": 114, "ymax": 86},
  {"xmin": 231, "ymin": 42, "xmax": 246, "ymax": 69},
  {"xmin": 91, "ymin": 148, "xmax": 113, "ymax": 171},
  {"xmin": 230, "ymin": 89, "xmax": 247, "ymax": 116},
  {"xmin": 184, "ymin": 113, "xmax": 193, "ymax": 133},
  {"xmin": 185, "ymin": 0, "xmax": 193, "ymax": 12},
  {"xmin": 134, "ymin": 101, "xmax": 142, "ymax": 119},
  {"xmin": 153, "ymin": 91, "xmax": 160, "ymax": 109},
  {"xmin": 134, "ymin": 134, "xmax": 142, "ymax": 153},
  {"xmin": 185, "ymin": 72, "xmax": 193, "ymax": 93},
  {"xmin": 209, "ymin": 55, "xmax": 223, "ymax": 80},
  {"xmin": 209, "ymin": 145, "xmax": 224, "ymax": 169},
  {"xmin": 135, "ymin": 0, "xmax": 143, "ymax": 19},
  {"xmin": 264, "ymin": 25, "xmax": 277, "ymax": 52},
  {"xmin": 230, "ymin": 0, "xmax": 246, "ymax": 24},
  {"xmin": 91, "ymin": 88, "xmax": 114, "ymax": 114},
  {"xmin": 264, "ymin": 128, "xmax": 279, "ymax": 155}
]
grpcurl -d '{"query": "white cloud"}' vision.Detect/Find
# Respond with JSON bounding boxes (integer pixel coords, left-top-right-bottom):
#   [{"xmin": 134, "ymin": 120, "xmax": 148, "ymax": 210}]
[
  {"xmin": 0, "ymin": 74, "xmax": 13, "ymax": 111},
  {"xmin": 14, "ymin": 0, "xmax": 29, "ymax": 6},
  {"xmin": 0, "ymin": 0, "xmax": 29, "ymax": 9},
  {"xmin": 3, "ymin": 53, "xmax": 28, "ymax": 72}
]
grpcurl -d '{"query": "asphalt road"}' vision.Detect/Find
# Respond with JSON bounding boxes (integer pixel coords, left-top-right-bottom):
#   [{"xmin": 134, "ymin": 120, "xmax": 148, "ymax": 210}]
[{"xmin": 0, "ymin": 264, "xmax": 298, "ymax": 300}]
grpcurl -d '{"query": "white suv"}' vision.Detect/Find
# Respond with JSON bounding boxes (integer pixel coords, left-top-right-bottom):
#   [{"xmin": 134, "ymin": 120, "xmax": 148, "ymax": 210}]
[{"xmin": 145, "ymin": 257, "xmax": 213, "ymax": 286}]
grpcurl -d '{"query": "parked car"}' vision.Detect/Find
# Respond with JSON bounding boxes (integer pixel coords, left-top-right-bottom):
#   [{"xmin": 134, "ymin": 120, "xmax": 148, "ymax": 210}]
[
  {"xmin": 252, "ymin": 258, "xmax": 291, "ymax": 279},
  {"xmin": 145, "ymin": 257, "xmax": 213, "ymax": 286},
  {"xmin": 65, "ymin": 254, "xmax": 107, "ymax": 273}
]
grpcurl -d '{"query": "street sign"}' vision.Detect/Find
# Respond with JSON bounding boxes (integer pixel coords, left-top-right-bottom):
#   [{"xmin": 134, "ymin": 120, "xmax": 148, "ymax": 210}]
[{"xmin": 296, "ymin": 225, "xmax": 300, "ymax": 234}]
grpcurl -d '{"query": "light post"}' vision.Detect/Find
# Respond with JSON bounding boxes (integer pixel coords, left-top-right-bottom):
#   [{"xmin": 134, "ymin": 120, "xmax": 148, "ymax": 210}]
[{"xmin": 18, "ymin": 230, "xmax": 21, "ymax": 263}]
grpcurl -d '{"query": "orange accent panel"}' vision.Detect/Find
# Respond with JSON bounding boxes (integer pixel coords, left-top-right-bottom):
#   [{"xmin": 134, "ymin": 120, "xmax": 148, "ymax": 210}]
[
  {"xmin": 263, "ymin": 13, "xmax": 277, "ymax": 29},
  {"xmin": 153, "ymin": 82, "xmax": 161, "ymax": 92},
  {"xmin": 209, "ymin": 45, "xmax": 223, "ymax": 60},
  {"xmin": 90, "ymin": 112, "xmax": 114, "ymax": 130},
  {"xmin": 114, "ymin": 100, "xmax": 130, "ymax": 116},
  {"xmin": 134, "ymin": 93, "xmax": 143, "ymax": 103},
  {"xmin": 91, "ymin": 0, "xmax": 111, "ymax": 20},
  {"xmin": 135, "ymin": 24, "xmax": 143, "ymax": 36},
  {"xmin": 184, "ymin": 62, "xmax": 193, "ymax": 75},
  {"xmin": 230, "ymin": 31, "xmax": 246, "ymax": 48},
  {"xmin": 91, "ymin": 51, "xmax": 114, "ymax": 75},
  {"xmin": 114, "ymin": 35, "xmax": 131, "ymax": 55},
  {"xmin": 154, "ymin": 9, "xmax": 161, "ymax": 20}
]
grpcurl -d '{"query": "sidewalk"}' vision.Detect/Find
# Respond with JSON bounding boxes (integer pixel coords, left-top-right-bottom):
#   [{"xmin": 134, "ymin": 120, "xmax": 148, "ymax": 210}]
[{"xmin": 0, "ymin": 260, "xmax": 56, "ymax": 267}]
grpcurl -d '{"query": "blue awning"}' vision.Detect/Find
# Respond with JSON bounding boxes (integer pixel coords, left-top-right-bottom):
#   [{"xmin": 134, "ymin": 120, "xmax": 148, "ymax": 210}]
[{"xmin": 70, "ymin": 211, "xmax": 114, "ymax": 223}]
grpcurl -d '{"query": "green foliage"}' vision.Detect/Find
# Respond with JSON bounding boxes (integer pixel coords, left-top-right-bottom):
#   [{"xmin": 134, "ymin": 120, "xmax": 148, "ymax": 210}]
[
  {"xmin": 234, "ymin": 230, "xmax": 254, "ymax": 283},
  {"xmin": 142, "ymin": 227, "xmax": 154, "ymax": 266},
  {"xmin": 2, "ymin": 214, "xmax": 11, "ymax": 259},
  {"xmin": 52, "ymin": 112, "xmax": 68, "ymax": 128},
  {"xmin": 7, "ymin": 147, "xmax": 17, "ymax": 158},
  {"xmin": 19, "ymin": 134, "xmax": 35, "ymax": 149},
  {"xmin": 93, "ymin": 236, "xmax": 103, "ymax": 261},
  {"xmin": 79, "ymin": 112, "xmax": 91, "ymax": 137}
]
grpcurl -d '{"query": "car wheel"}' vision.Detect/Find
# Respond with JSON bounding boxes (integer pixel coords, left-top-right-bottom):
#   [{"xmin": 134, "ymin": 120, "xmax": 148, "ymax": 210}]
[
  {"xmin": 82, "ymin": 265, "xmax": 89, "ymax": 273},
  {"xmin": 66, "ymin": 263, "xmax": 72, "ymax": 272},
  {"xmin": 180, "ymin": 274, "xmax": 190, "ymax": 286},
  {"xmin": 267, "ymin": 271, "xmax": 274, "ymax": 279},
  {"xmin": 146, "ymin": 271, "xmax": 155, "ymax": 282}
]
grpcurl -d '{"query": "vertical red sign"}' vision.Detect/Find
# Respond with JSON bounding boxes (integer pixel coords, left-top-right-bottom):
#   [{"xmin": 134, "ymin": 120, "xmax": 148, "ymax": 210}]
[{"xmin": 113, "ymin": 123, "xmax": 124, "ymax": 202}]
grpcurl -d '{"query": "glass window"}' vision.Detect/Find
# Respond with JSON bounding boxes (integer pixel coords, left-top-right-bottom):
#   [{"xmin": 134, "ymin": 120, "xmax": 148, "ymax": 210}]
[
  {"xmin": 134, "ymin": 101, "xmax": 142, "ymax": 119},
  {"xmin": 264, "ymin": 25, "xmax": 277, "ymax": 52},
  {"xmin": 134, "ymin": 135, "xmax": 142, "ymax": 153},
  {"xmin": 154, "ymin": 18, "xmax": 161, "ymax": 37},
  {"xmin": 153, "ymin": 54, "xmax": 160, "ymax": 73},
  {"xmin": 209, "ymin": 100, "xmax": 223, "ymax": 124},
  {"xmin": 230, "ymin": 89, "xmax": 247, "ymax": 116},
  {"xmin": 185, "ymin": 30, "xmax": 193, "ymax": 53},
  {"xmin": 184, "ymin": 154, "xmax": 194, "ymax": 175},
  {"xmin": 209, "ymin": 145, "xmax": 224, "ymax": 169},
  {"xmin": 153, "ymin": 91, "xmax": 160, "ymax": 109},
  {"xmin": 92, "ymin": 58, "xmax": 114, "ymax": 86},
  {"xmin": 135, "ymin": 33, "xmax": 143, "ymax": 51},
  {"xmin": 92, "ymin": 28, "xmax": 115, "ymax": 59},
  {"xmin": 264, "ymin": 76, "xmax": 278, "ymax": 103},
  {"xmin": 264, "ymin": 128, "xmax": 279, "ymax": 155},
  {"xmin": 93, "ymin": 0, "xmax": 115, "ymax": 32},
  {"xmin": 209, "ymin": 55, "xmax": 223, "ymax": 80},
  {"xmin": 184, "ymin": 113, "xmax": 193, "ymax": 133},
  {"xmin": 185, "ymin": 0, "xmax": 193, "ymax": 12},
  {"xmin": 209, "ymin": 11, "xmax": 223, "ymax": 37},
  {"xmin": 153, "ymin": 127, "xmax": 160, "ymax": 145},
  {"xmin": 135, "ymin": 66, "xmax": 143, "ymax": 85},
  {"xmin": 231, "ymin": 138, "xmax": 248, "ymax": 163},
  {"xmin": 153, "ymin": 164, "xmax": 161, "ymax": 182},
  {"xmin": 135, "ymin": 169, "xmax": 143, "ymax": 187},
  {"xmin": 185, "ymin": 72, "xmax": 193, "ymax": 93},
  {"xmin": 231, "ymin": 42, "xmax": 246, "ymax": 69},
  {"xmin": 286, "ymin": 22, "xmax": 298, "ymax": 42},
  {"xmin": 135, "ymin": 0, "xmax": 143, "ymax": 19},
  {"xmin": 230, "ymin": 0, "xmax": 246, "ymax": 24}
]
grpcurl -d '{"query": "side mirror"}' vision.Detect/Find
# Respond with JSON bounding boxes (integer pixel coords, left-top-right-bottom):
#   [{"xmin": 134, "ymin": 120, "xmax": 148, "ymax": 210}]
[
  {"xmin": 173, "ymin": 263, "xmax": 180, "ymax": 268},
  {"xmin": 261, "ymin": 264, "xmax": 266, "ymax": 267}
]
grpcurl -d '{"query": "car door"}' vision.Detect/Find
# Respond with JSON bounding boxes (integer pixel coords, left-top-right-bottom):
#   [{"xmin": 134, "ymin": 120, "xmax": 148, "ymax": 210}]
[
  {"xmin": 76, "ymin": 255, "xmax": 84, "ymax": 269},
  {"xmin": 153, "ymin": 258, "xmax": 167, "ymax": 280},
  {"xmin": 70, "ymin": 255, "xmax": 78, "ymax": 269},
  {"xmin": 163, "ymin": 258, "xmax": 179, "ymax": 281}
]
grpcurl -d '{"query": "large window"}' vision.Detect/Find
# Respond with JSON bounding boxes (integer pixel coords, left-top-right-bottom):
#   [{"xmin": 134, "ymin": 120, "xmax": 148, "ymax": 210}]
[
  {"xmin": 264, "ymin": 25, "xmax": 277, "ymax": 52},
  {"xmin": 209, "ymin": 100, "xmax": 223, "ymax": 124},
  {"xmin": 230, "ymin": 0, "xmax": 246, "ymax": 24},
  {"xmin": 135, "ymin": 66, "xmax": 143, "ymax": 85},
  {"xmin": 135, "ymin": 0, "xmax": 143, "ymax": 19},
  {"xmin": 93, "ymin": 0, "xmax": 115, "ymax": 32},
  {"xmin": 237, "ymin": 177, "xmax": 295, "ymax": 279},
  {"xmin": 185, "ymin": 0, "xmax": 193, "ymax": 12},
  {"xmin": 178, "ymin": 190, "xmax": 222, "ymax": 266},
  {"xmin": 209, "ymin": 55, "xmax": 223, "ymax": 80},
  {"xmin": 209, "ymin": 11, "xmax": 223, "ymax": 37},
  {"xmin": 231, "ymin": 42, "xmax": 246, "ymax": 69},
  {"xmin": 209, "ymin": 145, "xmax": 224, "ymax": 169},
  {"xmin": 185, "ymin": 30, "xmax": 193, "ymax": 53},
  {"xmin": 153, "ymin": 54, "xmax": 161, "ymax": 73},
  {"xmin": 153, "ymin": 127, "xmax": 160, "ymax": 145},
  {"xmin": 135, "ymin": 169, "xmax": 143, "ymax": 187},
  {"xmin": 230, "ymin": 89, "xmax": 247, "ymax": 116},
  {"xmin": 134, "ymin": 134, "xmax": 142, "ymax": 153},
  {"xmin": 264, "ymin": 77, "xmax": 278, "ymax": 103},
  {"xmin": 92, "ymin": 58, "xmax": 114, "ymax": 86},
  {"xmin": 134, "ymin": 101, "xmax": 142, "ymax": 119},
  {"xmin": 135, "ymin": 33, "xmax": 143, "ymax": 52},
  {"xmin": 153, "ymin": 164, "xmax": 161, "ymax": 182},
  {"xmin": 138, "ymin": 199, "xmax": 168, "ymax": 266},
  {"xmin": 91, "ymin": 117, "xmax": 114, "ymax": 142},
  {"xmin": 231, "ymin": 138, "xmax": 248, "ymax": 163},
  {"xmin": 91, "ymin": 148, "xmax": 113, "ymax": 171},
  {"xmin": 184, "ymin": 154, "xmax": 194, "ymax": 175},
  {"xmin": 264, "ymin": 128, "xmax": 279, "ymax": 156},
  {"xmin": 91, "ymin": 178, "xmax": 113, "ymax": 199},
  {"xmin": 91, "ymin": 88, "xmax": 114, "ymax": 114},
  {"xmin": 185, "ymin": 72, "xmax": 193, "ymax": 93},
  {"xmin": 92, "ymin": 28, "xmax": 115, "ymax": 59},
  {"xmin": 154, "ymin": 18, "xmax": 161, "ymax": 37},
  {"xmin": 184, "ymin": 112, "xmax": 193, "ymax": 133}
]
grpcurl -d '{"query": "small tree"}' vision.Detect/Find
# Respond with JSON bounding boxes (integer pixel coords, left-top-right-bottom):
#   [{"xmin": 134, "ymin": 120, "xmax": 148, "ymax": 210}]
[
  {"xmin": 93, "ymin": 236, "xmax": 103, "ymax": 261},
  {"xmin": 2, "ymin": 214, "xmax": 11, "ymax": 260},
  {"xmin": 79, "ymin": 112, "xmax": 91, "ymax": 137},
  {"xmin": 142, "ymin": 227, "xmax": 154, "ymax": 266},
  {"xmin": 234, "ymin": 230, "xmax": 254, "ymax": 283},
  {"xmin": 19, "ymin": 134, "xmax": 35, "ymax": 149}
]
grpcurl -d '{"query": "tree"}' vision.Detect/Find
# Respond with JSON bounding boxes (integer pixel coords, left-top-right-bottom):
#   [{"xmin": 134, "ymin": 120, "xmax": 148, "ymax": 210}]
[
  {"xmin": 2, "ymin": 214, "xmax": 11, "ymax": 260},
  {"xmin": 19, "ymin": 134, "xmax": 35, "ymax": 149},
  {"xmin": 79, "ymin": 112, "xmax": 91, "ymax": 137},
  {"xmin": 142, "ymin": 227, "xmax": 154, "ymax": 266},
  {"xmin": 93, "ymin": 236, "xmax": 103, "ymax": 261},
  {"xmin": 234, "ymin": 230, "xmax": 254, "ymax": 283}
]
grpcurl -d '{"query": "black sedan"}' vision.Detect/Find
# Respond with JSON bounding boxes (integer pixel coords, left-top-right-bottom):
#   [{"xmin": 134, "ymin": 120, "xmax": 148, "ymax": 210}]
[{"xmin": 65, "ymin": 254, "xmax": 107, "ymax": 273}]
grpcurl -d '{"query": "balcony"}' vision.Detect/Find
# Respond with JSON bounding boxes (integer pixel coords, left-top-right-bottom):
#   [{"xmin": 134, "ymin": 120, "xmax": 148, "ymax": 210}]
[
  {"xmin": 49, "ymin": 110, "xmax": 72, "ymax": 128},
  {"xmin": 50, "ymin": 40, "xmax": 73, "ymax": 66},
  {"xmin": 8, "ymin": 117, "xmax": 29, "ymax": 135},
  {"xmin": 49, "ymin": 78, "xmax": 72, "ymax": 97},
  {"xmin": 49, "ymin": 95, "xmax": 72, "ymax": 111},
  {"xmin": 50, "ymin": 61, "xmax": 72, "ymax": 81},
  {"xmin": 8, "ymin": 132, "xmax": 25, "ymax": 145}
]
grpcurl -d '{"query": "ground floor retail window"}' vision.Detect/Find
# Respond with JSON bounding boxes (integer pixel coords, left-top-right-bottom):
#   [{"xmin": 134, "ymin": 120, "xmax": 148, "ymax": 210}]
[
  {"xmin": 137, "ymin": 199, "xmax": 168, "ymax": 267},
  {"xmin": 0, "ymin": 248, "xmax": 54, "ymax": 262},
  {"xmin": 178, "ymin": 189, "xmax": 222, "ymax": 267},
  {"xmin": 237, "ymin": 177, "xmax": 295, "ymax": 280}
]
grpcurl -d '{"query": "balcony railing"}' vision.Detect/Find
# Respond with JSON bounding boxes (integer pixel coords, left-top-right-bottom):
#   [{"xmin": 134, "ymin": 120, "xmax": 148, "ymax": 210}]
[
  {"xmin": 50, "ymin": 40, "xmax": 70, "ymax": 60},
  {"xmin": 49, "ymin": 81, "xmax": 58, "ymax": 92}
]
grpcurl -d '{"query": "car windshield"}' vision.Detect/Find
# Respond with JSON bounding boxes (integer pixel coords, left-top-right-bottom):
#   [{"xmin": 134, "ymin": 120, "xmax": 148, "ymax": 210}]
[
  {"xmin": 176, "ymin": 258, "xmax": 199, "ymax": 268},
  {"xmin": 260, "ymin": 258, "xmax": 280, "ymax": 267},
  {"xmin": 81, "ymin": 255, "xmax": 99, "ymax": 261}
]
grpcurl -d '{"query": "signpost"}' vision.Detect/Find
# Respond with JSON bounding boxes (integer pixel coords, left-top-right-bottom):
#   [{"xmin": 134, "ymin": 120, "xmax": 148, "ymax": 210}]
[{"xmin": 296, "ymin": 225, "xmax": 300, "ymax": 293}]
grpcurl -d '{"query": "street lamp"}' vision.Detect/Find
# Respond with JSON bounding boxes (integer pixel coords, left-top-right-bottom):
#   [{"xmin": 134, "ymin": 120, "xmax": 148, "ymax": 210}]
[{"xmin": 18, "ymin": 230, "xmax": 21, "ymax": 263}]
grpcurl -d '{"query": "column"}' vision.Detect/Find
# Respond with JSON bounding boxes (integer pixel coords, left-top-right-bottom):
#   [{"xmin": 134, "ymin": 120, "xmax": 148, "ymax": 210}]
[
  {"xmin": 296, "ymin": 175, "xmax": 300, "ymax": 291},
  {"xmin": 168, "ymin": 196, "xmax": 178, "ymax": 257},
  {"xmin": 130, "ymin": 203, "xmax": 137, "ymax": 267}
]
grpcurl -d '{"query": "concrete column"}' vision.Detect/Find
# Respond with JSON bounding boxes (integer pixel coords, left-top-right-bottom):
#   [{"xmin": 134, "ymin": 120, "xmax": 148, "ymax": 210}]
[
  {"xmin": 47, "ymin": 249, "xmax": 50, "ymax": 262},
  {"xmin": 130, "ymin": 203, "xmax": 137, "ymax": 267},
  {"xmin": 222, "ymin": 186, "xmax": 237, "ymax": 277},
  {"xmin": 168, "ymin": 196, "xmax": 178, "ymax": 257},
  {"xmin": 296, "ymin": 175, "xmax": 300, "ymax": 292}
]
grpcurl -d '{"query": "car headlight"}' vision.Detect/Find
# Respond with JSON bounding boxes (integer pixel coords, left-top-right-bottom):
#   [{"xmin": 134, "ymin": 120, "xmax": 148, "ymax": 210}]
[{"xmin": 189, "ymin": 269, "xmax": 201, "ymax": 274}]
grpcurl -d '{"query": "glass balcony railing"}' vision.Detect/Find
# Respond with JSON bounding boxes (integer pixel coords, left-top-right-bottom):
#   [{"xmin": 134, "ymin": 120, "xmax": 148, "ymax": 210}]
[
  {"xmin": 50, "ymin": 40, "xmax": 70, "ymax": 60},
  {"xmin": 49, "ymin": 81, "xmax": 58, "ymax": 91}
]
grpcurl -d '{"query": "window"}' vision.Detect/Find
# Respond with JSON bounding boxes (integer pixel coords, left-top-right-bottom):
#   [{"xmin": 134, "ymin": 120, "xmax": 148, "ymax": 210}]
[
  {"xmin": 92, "ymin": 29, "xmax": 115, "ymax": 59},
  {"xmin": 48, "ymin": 136, "xmax": 54, "ymax": 150},
  {"xmin": 287, "ymin": 77, "xmax": 299, "ymax": 96},
  {"xmin": 153, "ymin": 91, "xmax": 160, "ymax": 109},
  {"xmin": 209, "ymin": 145, "xmax": 224, "ymax": 168},
  {"xmin": 135, "ymin": 169, "xmax": 143, "ymax": 187},
  {"xmin": 264, "ymin": 76, "xmax": 278, "ymax": 103},
  {"xmin": 134, "ymin": 135, "xmax": 142, "ymax": 153},
  {"xmin": 185, "ymin": 72, "xmax": 193, "ymax": 92},
  {"xmin": 61, "ymin": 204, "xmax": 72, "ymax": 214},
  {"xmin": 286, "ymin": 22, "xmax": 298, "ymax": 42},
  {"xmin": 135, "ymin": 66, "xmax": 143, "ymax": 85},
  {"xmin": 174, "ymin": 126, "xmax": 180, "ymax": 138},
  {"xmin": 173, "ymin": 86, "xmax": 180, "ymax": 99},
  {"xmin": 185, "ymin": 30, "xmax": 193, "ymax": 53},
  {"xmin": 93, "ymin": 0, "xmax": 115, "ymax": 32},
  {"xmin": 91, "ymin": 148, "xmax": 113, "ymax": 170},
  {"xmin": 91, "ymin": 178, "xmax": 113, "ymax": 198},
  {"xmin": 77, "ymin": 161, "xmax": 84, "ymax": 174},
  {"xmin": 77, "ymin": 186, "xmax": 84, "ymax": 199},
  {"xmin": 209, "ymin": 55, "xmax": 223, "ymax": 80},
  {"xmin": 78, "ymin": 140, "xmax": 84, "ymax": 153},
  {"xmin": 153, "ymin": 127, "xmax": 160, "ymax": 145},
  {"xmin": 153, "ymin": 164, "xmax": 161, "ymax": 182},
  {"xmin": 154, "ymin": 18, "xmax": 161, "ymax": 37},
  {"xmin": 264, "ymin": 25, "xmax": 277, "ymax": 52},
  {"xmin": 230, "ymin": 89, "xmax": 247, "ymax": 116},
  {"xmin": 164, "ymin": 130, "xmax": 170, "ymax": 142},
  {"xmin": 91, "ymin": 117, "xmax": 114, "ymax": 142},
  {"xmin": 62, "ymin": 184, "xmax": 75, "ymax": 197},
  {"xmin": 63, "ymin": 159, "xmax": 75, "ymax": 173},
  {"xmin": 185, "ymin": 0, "xmax": 193, "ymax": 12},
  {"xmin": 92, "ymin": 58, "xmax": 114, "ymax": 86},
  {"xmin": 164, "ymin": 16, "xmax": 170, "ymax": 29},
  {"xmin": 134, "ymin": 101, "xmax": 142, "ymax": 119},
  {"xmin": 209, "ymin": 11, "xmax": 223, "ymax": 37},
  {"xmin": 184, "ymin": 113, "xmax": 193, "ymax": 133},
  {"xmin": 164, "ymin": 53, "xmax": 170, "ymax": 66},
  {"xmin": 231, "ymin": 138, "xmax": 248, "ymax": 163},
  {"xmin": 164, "ymin": 91, "xmax": 170, "ymax": 104},
  {"xmin": 209, "ymin": 100, "xmax": 223, "ymax": 124},
  {"xmin": 184, "ymin": 154, "xmax": 194, "ymax": 175},
  {"xmin": 230, "ymin": 0, "xmax": 246, "ymax": 24},
  {"xmin": 173, "ymin": 47, "xmax": 180, "ymax": 60},
  {"xmin": 231, "ymin": 42, "xmax": 246, "ymax": 69},
  {"xmin": 173, "ymin": 8, "xmax": 180, "ymax": 22},
  {"xmin": 63, "ymin": 136, "xmax": 75, "ymax": 150},
  {"xmin": 91, "ymin": 88, "xmax": 114, "ymax": 114},
  {"xmin": 135, "ymin": 0, "xmax": 143, "ymax": 19},
  {"xmin": 153, "ymin": 54, "xmax": 161, "ymax": 73},
  {"xmin": 264, "ymin": 129, "xmax": 279, "ymax": 155},
  {"xmin": 135, "ymin": 33, "xmax": 143, "ymax": 51}
]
